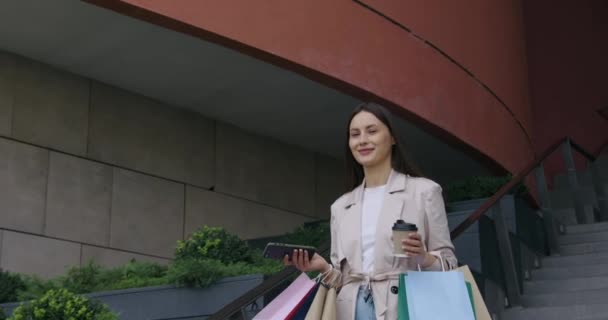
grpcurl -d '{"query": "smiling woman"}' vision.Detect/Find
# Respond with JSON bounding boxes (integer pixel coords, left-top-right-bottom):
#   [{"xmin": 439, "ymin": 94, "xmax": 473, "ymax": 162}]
[{"xmin": 286, "ymin": 102, "xmax": 457, "ymax": 320}]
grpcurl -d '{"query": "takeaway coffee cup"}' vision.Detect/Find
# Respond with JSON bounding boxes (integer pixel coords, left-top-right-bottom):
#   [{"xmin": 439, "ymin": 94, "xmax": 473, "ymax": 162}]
[{"xmin": 392, "ymin": 219, "xmax": 418, "ymax": 257}]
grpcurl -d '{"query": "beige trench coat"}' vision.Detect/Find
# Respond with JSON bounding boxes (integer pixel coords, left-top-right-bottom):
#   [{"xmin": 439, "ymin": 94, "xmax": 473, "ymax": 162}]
[{"xmin": 326, "ymin": 170, "xmax": 457, "ymax": 320}]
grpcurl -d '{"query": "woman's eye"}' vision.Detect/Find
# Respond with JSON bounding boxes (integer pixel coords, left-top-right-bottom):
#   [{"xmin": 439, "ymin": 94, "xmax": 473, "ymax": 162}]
[
  {"xmin": 350, "ymin": 132, "xmax": 360, "ymax": 137},
  {"xmin": 368, "ymin": 129, "xmax": 377, "ymax": 134}
]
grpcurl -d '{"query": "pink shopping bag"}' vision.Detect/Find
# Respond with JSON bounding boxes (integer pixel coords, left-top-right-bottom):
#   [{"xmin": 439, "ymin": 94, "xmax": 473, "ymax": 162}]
[{"xmin": 253, "ymin": 273, "xmax": 316, "ymax": 320}]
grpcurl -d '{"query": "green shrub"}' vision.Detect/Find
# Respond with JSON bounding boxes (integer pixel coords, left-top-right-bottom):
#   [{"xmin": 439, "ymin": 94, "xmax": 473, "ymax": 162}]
[
  {"xmin": 15, "ymin": 276, "xmax": 57, "ymax": 302},
  {"xmin": 166, "ymin": 257, "xmax": 282, "ymax": 288},
  {"xmin": 0, "ymin": 269, "xmax": 26, "ymax": 303},
  {"xmin": 61, "ymin": 261, "xmax": 168, "ymax": 294},
  {"xmin": 17, "ymin": 261, "xmax": 168, "ymax": 301},
  {"xmin": 166, "ymin": 259, "xmax": 227, "ymax": 288},
  {"xmin": 176, "ymin": 226, "xmax": 253, "ymax": 264},
  {"xmin": 9, "ymin": 288, "xmax": 117, "ymax": 320},
  {"xmin": 60, "ymin": 262, "xmax": 103, "ymax": 294},
  {"xmin": 0, "ymin": 307, "xmax": 6, "ymax": 320}
]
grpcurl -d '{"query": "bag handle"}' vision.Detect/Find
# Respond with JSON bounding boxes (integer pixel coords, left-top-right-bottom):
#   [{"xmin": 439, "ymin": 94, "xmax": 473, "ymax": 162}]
[{"xmin": 316, "ymin": 265, "xmax": 340, "ymax": 288}]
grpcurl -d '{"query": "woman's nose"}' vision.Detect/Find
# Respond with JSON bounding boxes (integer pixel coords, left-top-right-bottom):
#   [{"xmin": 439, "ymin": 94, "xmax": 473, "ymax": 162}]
[{"xmin": 359, "ymin": 133, "xmax": 369, "ymax": 145}]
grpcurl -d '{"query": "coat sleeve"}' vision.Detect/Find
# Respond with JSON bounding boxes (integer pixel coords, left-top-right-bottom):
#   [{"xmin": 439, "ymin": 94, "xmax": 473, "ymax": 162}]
[
  {"xmin": 323, "ymin": 202, "xmax": 344, "ymax": 289},
  {"xmin": 422, "ymin": 184, "xmax": 458, "ymax": 271}
]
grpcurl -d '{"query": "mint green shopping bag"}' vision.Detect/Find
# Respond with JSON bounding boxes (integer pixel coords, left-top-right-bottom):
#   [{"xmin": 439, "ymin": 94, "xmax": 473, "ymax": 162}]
[{"xmin": 397, "ymin": 273, "xmax": 476, "ymax": 320}]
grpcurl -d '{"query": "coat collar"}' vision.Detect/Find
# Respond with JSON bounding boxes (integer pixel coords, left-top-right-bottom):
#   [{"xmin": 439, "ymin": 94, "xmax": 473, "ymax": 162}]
[{"xmin": 344, "ymin": 169, "xmax": 407, "ymax": 208}]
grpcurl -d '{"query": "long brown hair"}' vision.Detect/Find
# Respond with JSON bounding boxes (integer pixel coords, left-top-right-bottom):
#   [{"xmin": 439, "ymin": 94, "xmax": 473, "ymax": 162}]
[{"xmin": 345, "ymin": 102, "xmax": 422, "ymax": 190}]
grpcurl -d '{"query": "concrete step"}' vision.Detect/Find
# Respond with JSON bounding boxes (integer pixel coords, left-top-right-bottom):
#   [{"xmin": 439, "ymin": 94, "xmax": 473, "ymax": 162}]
[
  {"xmin": 566, "ymin": 222, "xmax": 608, "ymax": 234},
  {"xmin": 559, "ymin": 231, "xmax": 608, "ymax": 245},
  {"xmin": 542, "ymin": 252, "xmax": 608, "ymax": 268},
  {"xmin": 522, "ymin": 287, "xmax": 608, "ymax": 307},
  {"xmin": 501, "ymin": 304, "xmax": 608, "ymax": 320},
  {"xmin": 524, "ymin": 276, "xmax": 608, "ymax": 295},
  {"xmin": 554, "ymin": 172, "xmax": 608, "ymax": 190},
  {"xmin": 559, "ymin": 241, "xmax": 608, "ymax": 255},
  {"xmin": 550, "ymin": 187, "xmax": 599, "ymax": 210},
  {"xmin": 532, "ymin": 263, "xmax": 608, "ymax": 280},
  {"xmin": 553, "ymin": 206, "xmax": 596, "ymax": 225}
]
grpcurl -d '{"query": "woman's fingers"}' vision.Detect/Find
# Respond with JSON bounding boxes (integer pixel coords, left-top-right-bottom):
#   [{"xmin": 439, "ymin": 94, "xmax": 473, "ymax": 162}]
[
  {"xmin": 284, "ymin": 250, "xmax": 320, "ymax": 272},
  {"xmin": 403, "ymin": 245, "xmax": 423, "ymax": 255},
  {"xmin": 402, "ymin": 233, "xmax": 424, "ymax": 256},
  {"xmin": 292, "ymin": 249, "xmax": 307, "ymax": 271},
  {"xmin": 293, "ymin": 249, "xmax": 301, "ymax": 269},
  {"xmin": 302, "ymin": 250, "xmax": 310, "ymax": 269},
  {"xmin": 283, "ymin": 254, "xmax": 292, "ymax": 266}
]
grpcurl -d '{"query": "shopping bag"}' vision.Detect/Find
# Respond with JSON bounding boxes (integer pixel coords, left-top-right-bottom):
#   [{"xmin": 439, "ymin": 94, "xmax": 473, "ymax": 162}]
[
  {"xmin": 321, "ymin": 285, "xmax": 336, "ymax": 320},
  {"xmin": 405, "ymin": 271, "xmax": 475, "ymax": 320},
  {"xmin": 290, "ymin": 283, "xmax": 320, "ymax": 320},
  {"xmin": 253, "ymin": 273, "xmax": 316, "ymax": 320},
  {"xmin": 397, "ymin": 274, "xmax": 480, "ymax": 320},
  {"xmin": 304, "ymin": 284, "xmax": 328, "ymax": 320},
  {"xmin": 397, "ymin": 263, "xmax": 491, "ymax": 320},
  {"xmin": 304, "ymin": 275, "xmax": 338, "ymax": 320},
  {"xmin": 457, "ymin": 265, "xmax": 491, "ymax": 320}
]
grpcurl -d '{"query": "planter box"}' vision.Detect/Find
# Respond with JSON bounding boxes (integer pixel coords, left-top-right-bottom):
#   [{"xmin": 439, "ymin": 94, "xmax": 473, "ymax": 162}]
[{"xmin": 0, "ymin": 274, "xmax": 264, "ymax": 320}]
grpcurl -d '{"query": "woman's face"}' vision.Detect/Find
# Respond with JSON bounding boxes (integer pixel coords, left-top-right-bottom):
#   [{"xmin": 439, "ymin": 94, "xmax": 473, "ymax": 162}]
[{"xmin": 349, "ymin": 111, "xmax": 394, "ymax": 169}]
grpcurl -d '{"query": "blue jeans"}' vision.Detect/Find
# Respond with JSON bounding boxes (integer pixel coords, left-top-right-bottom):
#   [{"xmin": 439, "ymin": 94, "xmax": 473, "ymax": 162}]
[{"xmin": 355, "ymin": 286, "xmax": 376, "ymax": 320}]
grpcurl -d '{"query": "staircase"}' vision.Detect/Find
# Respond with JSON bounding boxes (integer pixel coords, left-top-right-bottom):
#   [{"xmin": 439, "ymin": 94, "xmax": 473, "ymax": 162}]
[{"xmin": 502, "ymin": 154, "xmax": 608, "ymax": 320}]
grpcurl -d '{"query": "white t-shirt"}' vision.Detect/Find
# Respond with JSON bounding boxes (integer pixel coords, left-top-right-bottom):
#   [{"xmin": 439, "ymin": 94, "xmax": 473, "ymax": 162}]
[{"xmin": 361, "ymin": 185, "xmax": 386, "ymax": 274}]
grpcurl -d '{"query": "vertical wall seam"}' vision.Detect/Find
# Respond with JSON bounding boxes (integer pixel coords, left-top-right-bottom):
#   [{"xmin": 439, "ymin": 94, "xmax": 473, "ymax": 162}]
[
  {"xmin": 85, "ymin": 79, "xmax": 93, "ymax": 157},
  {"xmin": 79, "ymin": 243, "xmax": 84, "ymax": 266},
  {"xmin": 0, "ymin": 230, "xmax": 4, "ymax": 267},
  {"xmin": 41, "ymin": 150, "xmax": 51, "ymax": 235},
  {"xmin": 211, "ymin": 120, "xmax": 217, "ymax": 191},
  {"xmin": 182, "ymin": 184, "xmax": 187, "ymax": 240},
  {"xmin": 9, "ymin": 56, "xmax": 17, "ymax": 138},
  {"xmin": 107, "ymin": 167, "xmax": 115, "ymax": 247}
]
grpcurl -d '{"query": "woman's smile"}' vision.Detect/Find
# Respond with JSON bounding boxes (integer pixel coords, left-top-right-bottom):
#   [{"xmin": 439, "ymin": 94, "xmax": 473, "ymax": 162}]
[{"xmin": 357, "ymin": 147, "xmax": 375, "ymax": 156}]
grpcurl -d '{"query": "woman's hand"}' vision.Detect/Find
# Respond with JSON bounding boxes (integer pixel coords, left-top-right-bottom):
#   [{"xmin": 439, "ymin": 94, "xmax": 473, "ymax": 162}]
[
  {"xmin": 402, "ymin": 233, "xmax": 436, "ymax": 268},
  {"xmin": 283, "ymin": 249, "xmax": 331, "ymax": 273}
]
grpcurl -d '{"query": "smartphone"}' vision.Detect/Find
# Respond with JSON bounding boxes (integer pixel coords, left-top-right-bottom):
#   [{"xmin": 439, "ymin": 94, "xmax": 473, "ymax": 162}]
[{"xmin": 263, "ymin": 242, "xmax": 316, "ymax": 262}]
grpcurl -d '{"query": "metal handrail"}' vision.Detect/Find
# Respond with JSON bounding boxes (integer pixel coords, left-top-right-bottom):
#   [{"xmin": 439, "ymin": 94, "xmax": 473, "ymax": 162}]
[{"xmin": 210, "ymin": 136, "xmax": 606, "ymax": 319}]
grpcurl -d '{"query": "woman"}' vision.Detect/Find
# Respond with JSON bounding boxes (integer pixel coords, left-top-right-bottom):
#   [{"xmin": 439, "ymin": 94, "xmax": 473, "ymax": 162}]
[{"xmin": 286, "ymin": 102, "xmax": 457, "ymax": 320}]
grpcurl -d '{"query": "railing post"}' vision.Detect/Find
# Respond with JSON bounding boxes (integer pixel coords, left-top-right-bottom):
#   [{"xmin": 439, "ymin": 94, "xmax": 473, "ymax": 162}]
[
  {"xmin": 561, "ymin": 138, "xmax": 587, "ymax": 224},
  {"xmin": 492, "ymin": 202, "xmax": 521, "ymax": 306},
  {"xmin": 534, "ymin": 164, "xmax": 561, "ymax": 255},
  {"xmin": 590, "ymin": 161, "xmax": 608, "ymax": 221}
]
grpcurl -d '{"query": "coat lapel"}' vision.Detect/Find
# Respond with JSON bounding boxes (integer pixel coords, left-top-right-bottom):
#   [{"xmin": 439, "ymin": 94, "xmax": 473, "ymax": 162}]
[
  {"xmin": 373, "ymin": 170, "xmax": 407, "ymax": 273},
  {"xmin": 341, "ymin": 182, "xmax": 364, "ymax": 272}
]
